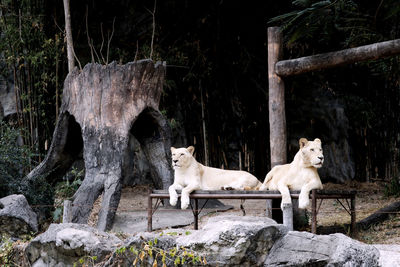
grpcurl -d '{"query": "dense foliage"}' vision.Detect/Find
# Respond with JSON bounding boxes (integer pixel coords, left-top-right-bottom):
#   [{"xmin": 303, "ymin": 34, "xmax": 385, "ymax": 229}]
[
  {"xmin": 0, "ymin": 121, "xmax": 53, "ymax": 219},
  {"xmin": 0, "ymin": 0, "xmax": 64, "ymax": 165}
]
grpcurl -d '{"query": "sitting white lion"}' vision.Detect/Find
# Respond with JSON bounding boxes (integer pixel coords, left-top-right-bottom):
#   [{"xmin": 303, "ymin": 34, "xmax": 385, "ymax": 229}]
[
  {"xmin": 259, "ymin": 138, "xmax": 324, "ymax": 210},
  {"xmin": 169, "ymin": 146, "xmax": 262, "ymax": 209}
]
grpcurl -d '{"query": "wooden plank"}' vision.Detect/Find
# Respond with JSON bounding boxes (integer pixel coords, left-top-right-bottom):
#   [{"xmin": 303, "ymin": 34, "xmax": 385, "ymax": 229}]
[
  {"xmin": 151, "ymin": 190, "xmax": 357, "ymax": 199},
  {"xmin": 268, "ymin": 27, "xmax": 287, "ymax": 167},
  {"xmin": 275, "ymin": 39, "xmax": 400, "ymax": 77}
]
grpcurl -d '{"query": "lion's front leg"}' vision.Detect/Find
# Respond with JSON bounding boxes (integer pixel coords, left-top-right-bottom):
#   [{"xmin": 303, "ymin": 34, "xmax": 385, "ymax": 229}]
[
  {"xmin": 168, "ymin": 183, "xmax": 183, "ymax": 206},
  {"xmin": 181, "ymin": 184, "xmax": 200, "ymax": 209},
  {"xmin": 298, "ymin": 189, "xmax": 310, "ymax": 209},
  {"xmin": 277, "ymin": 183, "xmax": 292, "ymax": 210},
  {"xmin": 299, "ymin": 180, "xmax": 323, "ymax": 209}
]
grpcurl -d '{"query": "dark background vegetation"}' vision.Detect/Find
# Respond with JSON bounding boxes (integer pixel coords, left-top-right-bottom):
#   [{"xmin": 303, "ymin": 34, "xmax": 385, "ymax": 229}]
[{"xmin": 1, "ymin": 0, "xmax": 400, "ymax": 209}]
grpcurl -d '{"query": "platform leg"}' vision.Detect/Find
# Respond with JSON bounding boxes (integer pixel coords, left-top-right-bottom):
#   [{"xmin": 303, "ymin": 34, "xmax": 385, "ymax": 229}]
[
  {"xmin": 266, "ymin": 199, "xmax": 273, "ymax": 218},
  {"xmin": 311, "ymin": 190, "xmax": 317, "ymax": 234},
  {"xmin": 194, "ymin": 198, "xmax": 199, "ymax": 230},
  {"xmin": 282, "ymin": 203, "xmax": 293, "ymax": 231},
  {"xmin": 147, "ymin": 188, "xmax": 152, "ymax": 232},
  {"xmin": 351, "ymin": 195, "xmax": 356, "ymax": 237}
]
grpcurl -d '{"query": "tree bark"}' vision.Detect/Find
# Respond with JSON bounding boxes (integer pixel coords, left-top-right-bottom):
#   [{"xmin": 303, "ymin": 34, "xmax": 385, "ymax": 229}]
[
  {"xmin": 275, "ymin": 39, "xmax": 400, "ymax": 77},
  {"xmin": 357, "ymin": 200, "xmax": 400, "ymax": 230},
  {"xmin": 63, "ymin": 0, "xmax": 75, "ymax": 72},
  {"xmin": 26, "ymin": 60, "xmax": 173, "ymax": 231},
  {"xmin": 268, "ymin": 27, "xmax": 287, "ymax": 167}
]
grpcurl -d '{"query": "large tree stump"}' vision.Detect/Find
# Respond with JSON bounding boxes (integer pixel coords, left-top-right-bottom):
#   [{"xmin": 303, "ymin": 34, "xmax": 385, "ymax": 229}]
[{"xmin": 26, "ymin": 60, "xmax": 173, "ymax": 231}]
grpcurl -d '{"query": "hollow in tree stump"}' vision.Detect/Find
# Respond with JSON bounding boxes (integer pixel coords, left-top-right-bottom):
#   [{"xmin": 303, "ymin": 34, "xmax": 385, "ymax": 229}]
[{"xmin": 26, "ymin": 60, "xmax": 173, "ymax": 231}]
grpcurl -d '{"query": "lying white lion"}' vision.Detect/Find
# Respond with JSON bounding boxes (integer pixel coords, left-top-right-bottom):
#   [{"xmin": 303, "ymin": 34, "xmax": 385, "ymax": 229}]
[
  {"xmin": 169, "ymin": 146, "xmax": 262, "ymax": 209},
  {"xmin": 259, "ymin": 138, "xmax": 324, "ymax": 210}
]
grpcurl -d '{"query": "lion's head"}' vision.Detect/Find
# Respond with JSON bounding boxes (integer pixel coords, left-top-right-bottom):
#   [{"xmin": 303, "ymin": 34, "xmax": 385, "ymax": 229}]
[
  {"xmin": 299, "ymin": 138, "xmax": 324, "ymax": 168},
  {"xmin": 170, "ymin": 146, "xmax": 195, "ymax": 170}
]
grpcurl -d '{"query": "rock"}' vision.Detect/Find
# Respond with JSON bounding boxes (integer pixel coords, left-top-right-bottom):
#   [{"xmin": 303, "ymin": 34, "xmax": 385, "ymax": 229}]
[
  {"xmin": 25, "ymin": 223, "xmax": 122, "ymax": 266},
  {"xmin": 374, "ymin": 244, "xmax": 400, "ymax": 267},
  {"xmin": 176, "ymin": 216, "xmax": 288, "ymax": 266},
  {"xmin": 0, "ymin": 73, "xmax": 16, "ymax": 119},
  {"xmin": 0, "ymin": 194, "xmax": 38, "ymax": 238},
  {"xmin": 264, "ymin": 231, "xmax": 380, "ymax": 266},
  {"xmin": 105, "ymin": 215, "xmax": 288, "ymax": 266}
]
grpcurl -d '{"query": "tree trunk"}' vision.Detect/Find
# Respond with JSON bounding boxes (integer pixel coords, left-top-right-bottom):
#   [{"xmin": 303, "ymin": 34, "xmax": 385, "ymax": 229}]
[
  {"xmin": 63, "ymin": 0, "xmax": 75, "ymax": 72},
  {"xmin": 357, "ymin": 201, "xmax": 400, "ymax": 230},
  {"xmin": 275, "ymin": 39, "xmax": 400, "ymax": 77},
  {"xmin": 25, "ymin": 60, "xmax": 173, "ymax": 231}
]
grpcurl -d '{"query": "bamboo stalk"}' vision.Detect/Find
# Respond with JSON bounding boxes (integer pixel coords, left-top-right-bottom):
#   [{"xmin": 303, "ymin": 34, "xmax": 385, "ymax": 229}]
[{"xmin": 200, "ymin": 80, "xmax": 209, "ymax": 166}]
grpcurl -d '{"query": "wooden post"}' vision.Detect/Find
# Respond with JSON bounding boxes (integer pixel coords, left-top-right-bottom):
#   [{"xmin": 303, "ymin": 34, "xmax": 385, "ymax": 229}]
[
  {"xmin": 351, "ymin": 195, "xmax": 356, "ymax": 237},
  {"xmin": 194, "ymin": 198, "xmax": 199, "ymax": 230},
  {"xmin": 63, "ymin": 200, "xmax": 72, "ymax": 223},
  {"xmin": 268, "ymin": 27, "xmax": 287, "ymax": 168},
  {"xmin": 311, "ymin": 190, "xmax": 317, "ymax": 234},
  {"xmin": 147, "ymin": 187, "xmax": 153, "ymax": 232}
]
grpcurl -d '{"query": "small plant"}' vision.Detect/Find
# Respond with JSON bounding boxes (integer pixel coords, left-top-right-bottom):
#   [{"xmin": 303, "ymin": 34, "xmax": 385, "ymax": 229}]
[
  {"xmin": 109, "ymin": 235, "xmax": 207, "ymax": 267},
  {"xmin": 0, "ymin": 238, "xmax": 14, "ymax": 266},
  {"xmin": 55, "ymin": 167, "xmax": 84, "ymax": 199},
  {"xmin": 384, "ymin": 177, "xmax": 400, "ymax": 197},
  {"xmin": 73, "ymin": 255, "xmax": 97, "ymax": 267},
  {"xmin": 53, "ymin": 167, "xmax": 84, "ymax": 222}
]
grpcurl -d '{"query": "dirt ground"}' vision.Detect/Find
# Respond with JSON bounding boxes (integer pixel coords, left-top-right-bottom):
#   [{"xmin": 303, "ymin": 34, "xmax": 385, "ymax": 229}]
[{"xmin": 114, "ymin": 181, "xmax": 400, "ymax": 244}]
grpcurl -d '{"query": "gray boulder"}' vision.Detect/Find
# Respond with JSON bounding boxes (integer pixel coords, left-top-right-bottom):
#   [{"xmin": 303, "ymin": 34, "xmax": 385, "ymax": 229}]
[
  {"xmin": 25, "ymin": 223, "xmax": 122, "ymax": 267},
  {"xmin": 105, "ymin": 215, "xmax": 288, "ymax": 266},
  {"xmin": 264, "ymin": 231, "xmax": 380, "ymax": 266},
  {"xmin": 0, "ymin": 194, "xmax": 38, "ymax": 238}
]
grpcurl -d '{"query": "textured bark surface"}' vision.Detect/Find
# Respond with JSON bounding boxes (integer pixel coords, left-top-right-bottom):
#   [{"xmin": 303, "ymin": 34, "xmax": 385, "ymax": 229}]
[
  {"xmin": 268, "ymin": 27, "xmax": 287, "ymax": 167},
  {"xmin": 357, "ymin": 201, "xmax": 400, "ymax": 230},
  {"xmin": 26, "ymin": 60, "xmax": 173, "ymax": 231}
]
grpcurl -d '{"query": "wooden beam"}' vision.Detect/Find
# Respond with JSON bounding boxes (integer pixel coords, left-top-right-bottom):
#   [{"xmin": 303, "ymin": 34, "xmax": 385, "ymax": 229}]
[
  {"xmin": 275, "ymin": 39, "xmax": 400, "ymax": 76},
  {"xmin": 268, "ymin": 27, "xmax": 287, "ymax": 167}
]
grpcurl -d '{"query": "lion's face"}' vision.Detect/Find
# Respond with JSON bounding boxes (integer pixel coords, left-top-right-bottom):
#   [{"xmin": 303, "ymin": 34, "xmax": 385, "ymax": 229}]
[
  {"xmin": 299, "ymin": 138, "xmax": 324, "ymax": 168},
  {"xmin": 170, "ymin": 146, "xmax": 195, "ymax": 170}
]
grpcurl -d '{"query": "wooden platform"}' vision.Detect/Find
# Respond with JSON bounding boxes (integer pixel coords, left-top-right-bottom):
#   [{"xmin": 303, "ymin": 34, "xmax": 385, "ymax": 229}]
[{"xmin": 147, "ymin": 189, "xmax": 356, "ymax": 235}]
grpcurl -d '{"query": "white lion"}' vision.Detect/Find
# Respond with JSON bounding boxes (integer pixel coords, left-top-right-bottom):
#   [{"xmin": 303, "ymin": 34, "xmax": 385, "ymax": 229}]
[
  {"xmin": 169, "ymin": 146, "xmax": 262, "ymax": 209},
  {"xmin": 259, "ymin": 138, "xmax": 324, "ymax": 210}
]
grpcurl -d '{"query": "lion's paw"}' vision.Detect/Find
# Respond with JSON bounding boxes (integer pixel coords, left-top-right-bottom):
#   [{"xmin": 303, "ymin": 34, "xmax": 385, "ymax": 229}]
[
  {"xmin": 181, "ymin": 201, "xmax": 189, "ymax": 210},
  {"xmin": 181, "ymin": 197, "xmax": 190, "ymax": 209},
  {"xmin": 298, "ymin": 197, "xmax": 309, "ymax": 209},
  {"xmin": 169, "ymin": 197, "xmax": 178, "ymax": 206}
]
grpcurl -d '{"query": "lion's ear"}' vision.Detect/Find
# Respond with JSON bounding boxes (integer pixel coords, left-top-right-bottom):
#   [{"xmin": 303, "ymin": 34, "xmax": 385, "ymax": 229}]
[
  {"xmin": 299, "ymin": 138, "xmax": 308, "ymax": 148},
  {"xmin": 170, "ymin": 147, "xmax": 176, "ymax": 153},
  {"xmin": 187, "ymin": 146, "xmax": 195, "ymax": 155},
  {"xmin": 314, "ymin": 138, "xmax": 321, "ymax": 143}
]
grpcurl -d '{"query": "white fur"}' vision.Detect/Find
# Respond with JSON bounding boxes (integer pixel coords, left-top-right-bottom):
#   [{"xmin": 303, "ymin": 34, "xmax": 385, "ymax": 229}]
[
  {"xmin": 169, "ymin": 146, "xmax": 262, "ymax": 209},
  {"xmin": 259, "ymin": 138, "xmax": 324, "ymax": 210}
]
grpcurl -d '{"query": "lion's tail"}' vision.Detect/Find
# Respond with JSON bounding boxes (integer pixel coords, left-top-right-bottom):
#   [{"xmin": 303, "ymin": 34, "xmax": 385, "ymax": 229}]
[
  {"xmin": 258, "ymin": 170, "xmax": 274, "ymax": 190},
  {"xmin": 245, "ymin": 181, "xmax": 263, "ymax": 191}
]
